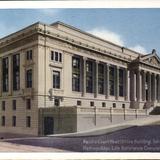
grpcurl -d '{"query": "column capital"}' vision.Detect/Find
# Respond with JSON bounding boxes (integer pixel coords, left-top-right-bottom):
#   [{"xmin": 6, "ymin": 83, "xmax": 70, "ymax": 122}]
[
  {"xmin": 106, "ymin": 63, "xmax": 110, "ymax": 67},
  {"xmin": 83, "ymin": 56, "xmax": 87, "ymax": 61},
  {"xmin": 116, "ymin": 65, "xmax": 120, "ymax": 69},
  {"xmin": 153, "ymin": 73, "xmax": 156, "ymax": 77},
  {"xmin": 142, "ymin": 70, "xmax": 147, "ymax": 74},
  {"xmin": 95, "ymin": 60, "xmax": 99, "ymax": 64}
]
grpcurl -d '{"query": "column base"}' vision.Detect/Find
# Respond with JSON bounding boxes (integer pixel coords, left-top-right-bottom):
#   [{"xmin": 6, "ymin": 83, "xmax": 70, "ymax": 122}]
[{"xmin": 130, "ymin": 101, "xmax": 140, "ymax": 109}]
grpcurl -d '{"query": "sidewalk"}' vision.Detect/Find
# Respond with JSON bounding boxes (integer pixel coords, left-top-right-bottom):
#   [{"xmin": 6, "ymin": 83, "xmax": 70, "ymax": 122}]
[
  {"xmin": 0, "ymin": 141, "xmax": 66, "ymax": 152},
  {"xmin": 48, "ymin": 115, "xmax": 160, "ymax": 137}
]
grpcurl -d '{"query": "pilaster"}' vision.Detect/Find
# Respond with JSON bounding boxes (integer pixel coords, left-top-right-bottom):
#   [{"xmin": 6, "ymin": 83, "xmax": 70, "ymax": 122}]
[
  {"xmin": 116, "ymin": 66, "xmax": 119, "ymax": 100},
  {"xmin": 142, "ymin": 70, "xmax": 146, "ymax": 101},
  {"xmin": 82, "ymin": 57, "xmax": 87, "ymax": 97},
  {"xmin": 125, "ymin": 68, "xmax": 129, "ymax": 101},
  {"xmin": 94, "ymin": 60, "xmax": 99, "ymax": 98},
  {"xmin": 105, "ymin": 64, "xmax": 110, "ymax": 99}
]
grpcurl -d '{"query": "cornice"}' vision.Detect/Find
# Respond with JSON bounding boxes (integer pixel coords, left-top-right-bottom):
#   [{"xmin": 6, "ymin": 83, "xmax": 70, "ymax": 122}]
[
  {"xmin": 0, "ymin": 28, "xmax": 38, "ymax": 48},
  {"xmin": 37, "ymin": 28, "xmax": 132, "ymax": 64},
  {"xmin": 0, "ymin": 23, "xmax": 134, "ymax": 65}
]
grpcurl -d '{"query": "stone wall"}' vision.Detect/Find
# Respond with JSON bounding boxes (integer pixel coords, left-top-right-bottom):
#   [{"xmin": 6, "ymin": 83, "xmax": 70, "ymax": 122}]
[{"xmin": 39, "ymin": 106, "xmax": 148, "ymax": 135}]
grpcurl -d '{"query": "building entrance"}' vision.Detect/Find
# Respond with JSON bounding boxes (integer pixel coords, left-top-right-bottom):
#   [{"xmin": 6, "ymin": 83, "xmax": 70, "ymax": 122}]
[{"xmin": 44, "ymin": 117, "xmax": 54, "ymax": 135}]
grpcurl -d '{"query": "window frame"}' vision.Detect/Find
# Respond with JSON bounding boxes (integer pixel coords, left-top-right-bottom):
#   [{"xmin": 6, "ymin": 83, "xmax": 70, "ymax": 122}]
[
  {"xmin": 50, "ymin": 50, "xmax": 62, "ymax": 63},
  {"xmin": 1, "ymin": 116, "xmax": 5, "ymax": 126},
  {"xmin": 2, "ymin": 57, "xmax": 9, "ymax": 92},
  {"xmin": 12, "ymin": 116, "xmax": 16, "ymax": 127},
  {"xmin": 98, "ymin": 63, "xmax": 105, "ymax": 94},
  {"xmin": 26, "ymin": 69, "xmax": 32, "ymax": 88},
  {"xmin": 26, "ymin": 99, "xmax": 31, "ymax": 110},
  {"xmin": 12, "ymin": 100, "xmax": 16, "ymax": 110},
  {"xmin": 86, "ymin": 60, "xmax": 93, "ymax": 93},
  {"xmin": 53, "ymin": 70, "xmax": 60, "ymax": 89},
  {"xmin": 119, "ymin": 68, "xmax": 125, "ymax": 97},
  {"xmin": 13, "ymin": 54, "xmax": 20, "ymax": 91},
  {"xmin": 72, "ymin": 56, "xmax": 81, "ymax": 92},
  {"xmin": 109, "ymin": 65, "xmax": 115, "ymax": 96},
  {"xmin": 2, "ymin": 101, "xmax": 5, "ymax": 111},
  {"xmin": 26, "ymin": 50, "xmax": 32, "ymax": 60},
  {"xmin": 26, "ymin": 116, "xmax": 31, "ymax": 128}
]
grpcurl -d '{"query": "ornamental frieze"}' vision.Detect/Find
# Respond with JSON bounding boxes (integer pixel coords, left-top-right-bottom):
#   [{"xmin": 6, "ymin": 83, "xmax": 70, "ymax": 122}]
[{"xmin": 44, "ymin": 36, "xmax": 128, "ymax": 67}]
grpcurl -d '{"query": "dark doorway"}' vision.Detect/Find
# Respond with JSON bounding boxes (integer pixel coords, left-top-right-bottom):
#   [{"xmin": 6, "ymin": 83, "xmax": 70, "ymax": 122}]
[
  {"xmin": 146, "ymin": 89, "xmax": 148, "ymax": 101},
  {"xmin": 44, "ymin": 117, "xmax": 54, "ymax": 135}
]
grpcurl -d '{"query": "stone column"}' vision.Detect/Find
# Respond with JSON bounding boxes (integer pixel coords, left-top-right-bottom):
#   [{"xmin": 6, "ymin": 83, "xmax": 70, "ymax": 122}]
[
  {"xmin": 116, "ymin": 66, "xmax": 119, "ymax": 100},
  {"xmin": 158, "ymin": 75, "xmax": 160, "ymax": 102},
  {"xmin": 142, "ymin": 71, "xmax": 146, "ymax": 101},
  {"xmin": 105, "ymin": 64, "xmax": 110, "ymax": 99},
  {"xmin": 104, "ymin": 64, "xmax": 107, "ymax": 98},
  {"xmin": 130, "ymin": 70, "xmax": 136, "ymax": 101},
  {"xmin": 0, "ymin": 58, "xmax": 2, "ymax": 96},
  {"xmin": 136, "ymin": 70, "xmax": 141, "ymax": 101},
  {"xmin": 125, "ymin": 69, "xmax": 129, "ymax": 101},
  {"xmin": 148, "ymin": 72, "xmax": 151, "ymax": 102},
  {"xmin": 153, "ymin": 73, "xmax": 157, "ymax": 102},
  {"xmin": 82, "ymin": 57, "xmax": 86, "ymax": 97},
  {"xmin": 94, "ymin": 61, "xmax": 99, "ymax": 98}
]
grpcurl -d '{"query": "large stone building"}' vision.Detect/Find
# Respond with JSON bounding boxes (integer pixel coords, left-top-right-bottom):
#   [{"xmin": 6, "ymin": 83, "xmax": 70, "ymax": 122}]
[{"xmin": 0, "ymin": 21, "xmax": 159, "ymax": 136}]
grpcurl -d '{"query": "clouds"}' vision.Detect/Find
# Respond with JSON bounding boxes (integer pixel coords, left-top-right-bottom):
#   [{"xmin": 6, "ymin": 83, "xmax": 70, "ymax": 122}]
[
  {"xmin": 88, "ymin": 28, "xmax": 147, "ymax": 54},
  {"xmin": 130, "ymin": 45, "xmax": 147, "ymax": 54},
  {"xmin": 88, "ymin": 28, "xmax": 124, "ymax": 46}
]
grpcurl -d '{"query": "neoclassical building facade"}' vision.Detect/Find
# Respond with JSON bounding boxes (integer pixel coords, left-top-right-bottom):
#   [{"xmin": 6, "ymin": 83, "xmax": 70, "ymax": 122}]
[{"xmin": 0, "ymin": 21, "xmax": 159, "ymax": 136}]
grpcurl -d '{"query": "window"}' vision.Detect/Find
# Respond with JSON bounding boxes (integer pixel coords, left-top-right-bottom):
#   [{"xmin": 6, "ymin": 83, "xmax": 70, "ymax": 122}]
[
  {"xmin": 98, "ymin": 64, "xmax": 104, "ymax": 94},
  {"xmin": 122, "ymin": 104, "xmax": 125, "ymax": 109},
  {"xmin": 26, "ymin": 50, "xmax": 32, "ymax": 60},
  {"xmin": 77, "ymin": 100, "xmax": 81, "ymax": 106},
  {"xmin": 26, "ymin": 116, "xmax": 31, "ymax": 127},
  {"xmin": 86, "ymin": 61, "xmax": 93, "ymax": 93},
  {"xmin": 72, "ymin": 57, "xmax": 81, "ymax": 92},
  {"xmin": 51, "ymin": 51, "xmax": 54, "ymax": 60},
  {"xmin": 26, "ymin": 69, "xmax": 32, "ymax": 88},
  {"xmin": 13, "ymin": 54, "xmax": 20, "ymax": 91},
  {"xmin": 26, "ymin": 99, "xmax": 31, "ymax": 110},
  {"xmin": 54, "ymin": 98, "xmax": 60, "ymax": 106},
  {"xmin": 2, "ymin": 57, "xmax": 8, "ymax": 92},
  {"xmin": 2, "ymin": 101, "xmax": 5, "ymax": 111},
  {"xmin": 102, "ymin": 102, "xmax": 106, "ymax": 107},
  {"xmin": 53, "ymin": 71, "xmax": 60, "ymax": 89},
  {"xmin": 12, "ymin": 100, "xmax": 16, "ymax": 110},
  {"xmin": 90, "ymin": 101, "xmax": 94, "ymax": 107},
  {"xmin": 113, "ymin": 103, "xmax": 116, "ymax": 108},
  {"xmin": 119, "ymin": 68, "xmax": 124, "ymax": 97},
  {"xmin": 59, "ymin": 53, "xmax": 62, "ymax": 62},
  {"xmin": 109, "ymin": 66, "xmax": 115, "ymax": 96},
  {"xmin": 55, "ymin": 52, "xmax": 58, "ymax": 61},
  {"xmin": 1, "ymin": 116, "xmax": 5, "ymax": 126},
  {"xmin": 12, "ymin": 116, "xmax": 16, "ymax": 127},
  {"xmin": 51, "ymin": 51, "xmax": 62, "ymax": 62}
]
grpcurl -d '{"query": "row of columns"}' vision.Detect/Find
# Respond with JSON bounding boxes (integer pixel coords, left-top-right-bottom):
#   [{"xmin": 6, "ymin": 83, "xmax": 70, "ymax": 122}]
[
  {"xmin": 80, "ymin": 57, "xmax": 160, "ymax": 104},
  {"xmin": 131, "ymin": 70, "xmax": 160, "ymax": 102},
  {"xmin": 81, "ymin": 57, "xmax": 129, "ymax": 100}
]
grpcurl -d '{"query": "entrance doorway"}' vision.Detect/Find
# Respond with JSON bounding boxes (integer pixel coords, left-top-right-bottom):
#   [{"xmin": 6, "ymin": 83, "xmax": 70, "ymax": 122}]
[
  {"xmin": 44, "ymin": 117, "xmax": 54, "ymax": 135},
  {"xmin": 146, "ymin": 89, "xmax": 148, "ymax": 101}
]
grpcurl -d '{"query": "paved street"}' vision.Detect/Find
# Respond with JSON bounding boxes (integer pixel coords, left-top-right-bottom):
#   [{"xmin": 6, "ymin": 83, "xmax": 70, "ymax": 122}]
[{"xmin": 2, "ymin": 125, "xmax": 160, "ymax": 152}]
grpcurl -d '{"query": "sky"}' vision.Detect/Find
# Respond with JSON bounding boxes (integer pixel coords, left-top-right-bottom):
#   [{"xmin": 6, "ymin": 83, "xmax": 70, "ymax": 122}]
[{"xmin": 0, "ymin": 9, "xmax": 160, "ymax": 55}]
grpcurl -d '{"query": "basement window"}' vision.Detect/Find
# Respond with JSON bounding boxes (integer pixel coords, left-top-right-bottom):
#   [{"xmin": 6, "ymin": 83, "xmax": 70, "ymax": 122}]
[{"xmin": 113, "ymin": 103, "xmax": 116, "ymax": 108}]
